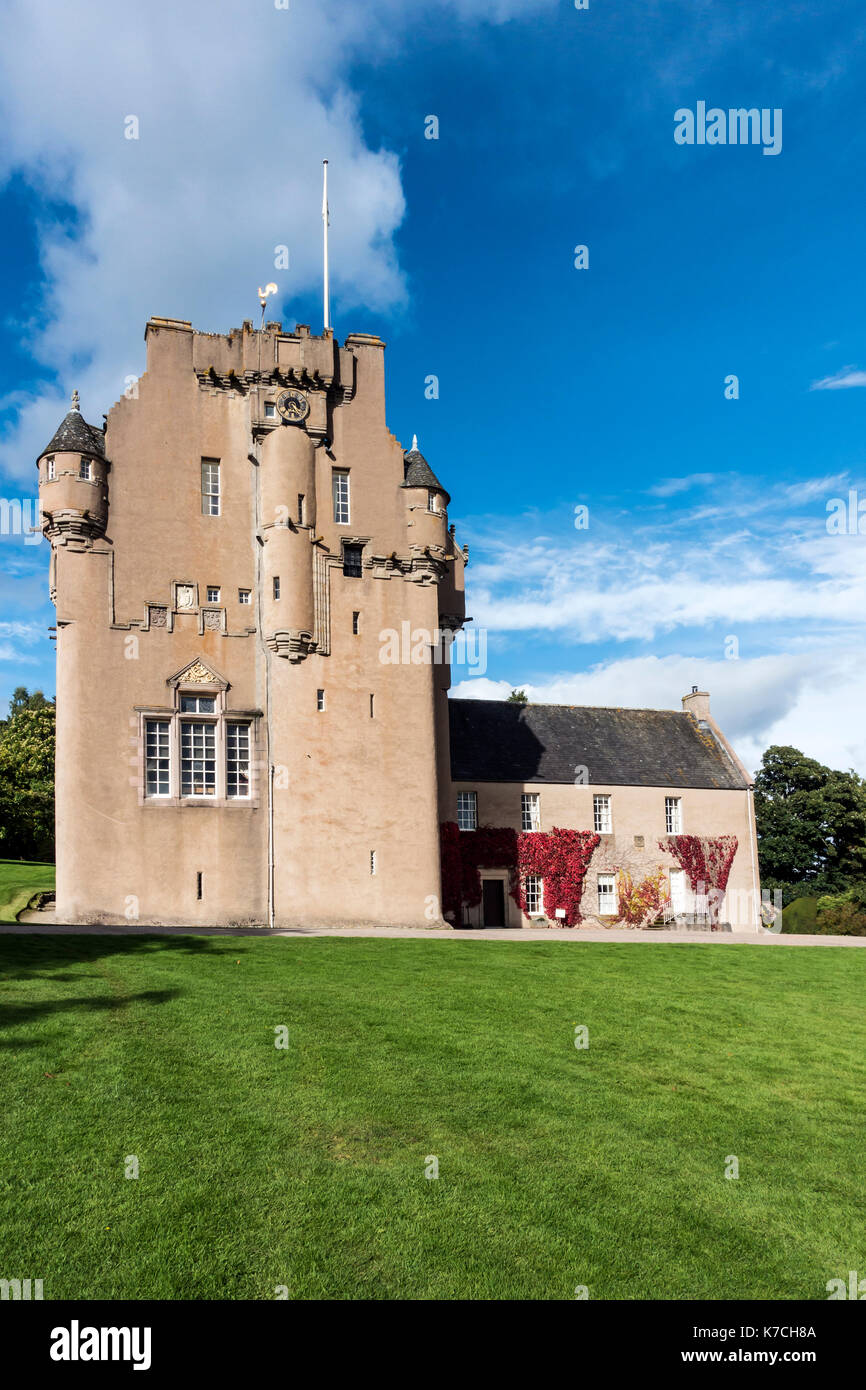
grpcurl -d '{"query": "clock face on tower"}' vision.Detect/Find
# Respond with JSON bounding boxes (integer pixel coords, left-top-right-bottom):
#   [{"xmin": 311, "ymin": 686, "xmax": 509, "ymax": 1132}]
[{"xmin": 276, "ymin": 388, "xmax": 310, "ymax": 424}]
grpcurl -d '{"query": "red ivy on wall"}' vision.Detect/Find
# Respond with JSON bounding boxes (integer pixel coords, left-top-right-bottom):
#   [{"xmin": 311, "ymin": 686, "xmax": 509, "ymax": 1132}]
[
  {"xmin": 659, "ymin": 834, "xmax": 738, "ymax": 924},
  {"xmin": 440, "ymin": 823, "xmax": 600, "ymax": 928}
]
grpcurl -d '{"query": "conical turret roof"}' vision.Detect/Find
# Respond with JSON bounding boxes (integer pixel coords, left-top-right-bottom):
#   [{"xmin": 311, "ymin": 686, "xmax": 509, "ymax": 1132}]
[
  {"xmin": 39, "ymin": 391, "xmax": 105, "ymax": 461},
  {"xmin": 402, "ymin": 434, "xmax": 449, "ymax": 502}
]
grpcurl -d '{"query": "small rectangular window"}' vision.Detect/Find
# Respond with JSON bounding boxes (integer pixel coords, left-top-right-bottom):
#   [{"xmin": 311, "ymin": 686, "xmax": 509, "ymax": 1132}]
[
  {"xmin": 665, "ymin": 796, "xmax": 682, "ymax": 834},
  {"xmin": 428, "ymin": 491, "xmax": 438, "ymax": 513},
  {"xmin": 343, "ymin": 544, "xmax": 363, "ymax": 578},
  {"xmin": 180, "ymin": 695, "xmax": 215, "ymax": 713},
  {"xmin": 317, "ymin": 689, "xmax": 325, "ymax": 712},
  {"xmin": 145, "ymin": 719, "xmax": 171, "ymax": 797},
  {"xmin": 46, "ymin": 457, "xmax": 55, "ymax": 480},
  {"xmin": 593, "ymin": 795, "xmax": 612, "ymax": 834},
  {"xmin": 226, "ymin": 723, "xmax": 251, "ymax": 799},
  {"xmin": 181, "ymin": 721, "xmax": 216, "ymax": 797},
  {"xmin": 521, "ymin": 792, "xmax": 541, "ymax": 832},
  {"xmin": 201, "ymin": 459, "xmax": 220, "ymax": 516},
  {"xmin": 369, "ymin": 693, "xmax": 375, "ymax": 718},
  {"xmin": 597, "ymin": 874, "xmax": 617, "ymax": 916},
  {"xmin": 206, "ymin": 586, "xmax": 221, "ymax": 604},
  {"xmin": 196, "ymin": 872, "xmax": 203, "ymax": 900},
  {"xmin": 370, "ymin": 850, "xmax": 377, "ymax": 876},
  {"xmin": 298, "ymin": 494, "xmax": 305, "ymax": 525},
  {"xmin": 238, "ymin": 589, "xmax": 251, "ymax": 605},
  {"xmin": 79, "ymin": 457, "xmax": 92, "ymax": 481},
  {"xmin": 457, "ymin": 791, "xmax": 477, "ymax": 832},
  {"xmin": 273, "ymin": 576, "xmax": 281, "ymax": 600},
  {"xmin": 332, "ymin": 468, "xmax": 350, "ymax": 525},
  {"xmin": 524, "ymin": 875, "xmax": 543, "ymax": 915},
  {"xmin": 264, "ymin": 401, "xmax": 276, "ymax": 419},
  {"xmin": 352, "ymin": 611, "xmax": 360, "ymax": 635}
]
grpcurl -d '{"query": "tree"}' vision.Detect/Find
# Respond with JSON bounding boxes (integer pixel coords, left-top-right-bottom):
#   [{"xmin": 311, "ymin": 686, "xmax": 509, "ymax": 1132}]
[
  {"xmin": 507, "ymin": 689, "xmax": 528, "ymax": 704},
  {"xmin": 753, "ymin": 745, "xmax": 866, "ymax": 898},
  {"xmin": 9, "ymin": 686, "xmax": 52, "ymax": 716},
  {"xmin": 0, "ymin": 693, "xmax": 55, "ymax": 861}
]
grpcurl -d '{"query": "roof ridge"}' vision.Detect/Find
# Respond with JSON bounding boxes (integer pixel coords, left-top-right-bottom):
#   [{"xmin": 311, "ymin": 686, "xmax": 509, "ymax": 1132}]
[{"xmin": 449, "ymin": 698, "xmax": 686, "ymax": 715}]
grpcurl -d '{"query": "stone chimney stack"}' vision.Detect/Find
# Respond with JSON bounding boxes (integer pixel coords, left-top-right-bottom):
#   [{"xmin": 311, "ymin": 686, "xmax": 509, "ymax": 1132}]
[{"xmin": 682, "ymin": 686, "xmax": 711, "ymax": 720}]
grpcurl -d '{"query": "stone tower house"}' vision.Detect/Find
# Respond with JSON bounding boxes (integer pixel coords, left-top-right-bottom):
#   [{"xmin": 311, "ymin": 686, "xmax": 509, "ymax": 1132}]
[{"xmin": 38, "ymin": 317, "xmax": 465, "ymax": 927}]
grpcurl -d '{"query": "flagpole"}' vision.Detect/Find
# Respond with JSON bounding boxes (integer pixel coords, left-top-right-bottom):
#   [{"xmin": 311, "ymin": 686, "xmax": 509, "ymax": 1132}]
[{"xmin": 322, "ymin": 159, "xmax": 330, "ymax": 332}]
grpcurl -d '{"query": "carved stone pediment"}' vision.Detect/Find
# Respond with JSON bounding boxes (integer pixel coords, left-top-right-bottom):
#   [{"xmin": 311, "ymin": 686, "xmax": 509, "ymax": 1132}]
[{"xmin": 167, "ymin": 657, "xmax": 229, "ymax": 689}]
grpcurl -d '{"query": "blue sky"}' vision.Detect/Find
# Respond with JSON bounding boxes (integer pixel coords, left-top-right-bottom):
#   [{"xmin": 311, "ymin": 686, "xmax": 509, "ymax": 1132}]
[{"xmin": 1, "ymin": 0, "xmax": 865, "ymax": 773}]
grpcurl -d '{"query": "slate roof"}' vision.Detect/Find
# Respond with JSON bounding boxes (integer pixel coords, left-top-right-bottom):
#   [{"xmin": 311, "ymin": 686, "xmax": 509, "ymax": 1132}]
[
  {"xmin": 448, "ymin": 699, "xmax": 748, "ymax": 790},
  {"xmin": 402, "ymin": 443, "xmax": 449, "ymax": 501},
  {"xmin": 39, "ymin": 407, "xmax": 105, "ymax": 461}
]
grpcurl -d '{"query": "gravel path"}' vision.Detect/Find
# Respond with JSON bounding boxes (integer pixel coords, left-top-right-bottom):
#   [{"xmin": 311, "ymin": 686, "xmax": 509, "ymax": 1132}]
[{"xmin": 3, "ymin": 914, "xmax": 864, "ymax": 947}]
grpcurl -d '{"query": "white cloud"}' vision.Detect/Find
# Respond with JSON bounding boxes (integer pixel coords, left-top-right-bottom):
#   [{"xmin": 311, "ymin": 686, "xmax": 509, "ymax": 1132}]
[
  {"xmin": 647, "ymin": 473, "xmax": 718, "ymax": 498},
  {"xmin": 0, "ymin": 0, "xmax": 555, "ymax": 480},
  {"xmin": 453, "ymin": 648, "xmax": 866, "ymax": 777},
  {"xmin": 452, "ymin": 474, "xmax": 866, "ymax": 773},
  {"xmin": 809, "ymin": 366, "xmax": 866, "ymax": 390}
]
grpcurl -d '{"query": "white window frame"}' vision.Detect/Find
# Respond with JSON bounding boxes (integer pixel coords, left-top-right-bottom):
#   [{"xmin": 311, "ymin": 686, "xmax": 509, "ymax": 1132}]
[
  {"xmin": 46, "ymin": 456, "xmax": 55, "ymax": 480},
  {"xmin": 79, "ymin": 457, "xmax": 92, "ymax": 481},
  {"xmin": 665, "ymin": 796, "xmax": 683, "ymax": 834},
  {"xmin": 206, "ymin": 586, "xmax": 220, "ymax": 604},
  {"xmin": 594, "ymin": 794, "xmax": 612, "ymax": 834},
  {"xmin": 264, "ymin": 401, "xmax": 276, "ymax": 419},
  {"xmin": 238, "ymin": 588, "xmax": 251, "ymax": 605},
  {"xmin": 180, "ymin": 719, "xmax": 217, "ymax": 798},
  {"xmin": 317, "ymin": 689, "xmax": 325, "ymax": 712},
  {"xmin": 332, "ymin": 468, "xmax": 350, "ymax": 525},
  {"xmin": 597, "ymin": 873, "xmax": 617, "ymax": 916},
  {"xmin": 457, "ymin": 791, "xmax": 477, "ymax": 832},
  {"xmin": 524, "ymin": 874, "xmax": 543, "ymax": 916},
  {"xmin": 142, "ymin": 693, "xmax": 254, "ymax": 804},
  {"xmin": 144, "ymin": 719, "xmax": 171, "ymax": 798},
  {"xmin": 521, "ymin": 792, "xmax": 541, "ymax": 832},
  {"xmin": 201, "ymin": 459, "xmax": 220, "ymax": 516},
  {"xmin": 226, "ymin": 722, "xmax": 251, "ymax": 799}
]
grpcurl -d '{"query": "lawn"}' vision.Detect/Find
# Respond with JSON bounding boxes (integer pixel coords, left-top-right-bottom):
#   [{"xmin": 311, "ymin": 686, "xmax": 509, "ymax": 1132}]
[
  {"xmin": 0, "ymin": 858, "xmax": 55, "ymax": 923},
  {"xmin": 0, "ymin": 934, "xmax": 863, "ymax": 1300}
]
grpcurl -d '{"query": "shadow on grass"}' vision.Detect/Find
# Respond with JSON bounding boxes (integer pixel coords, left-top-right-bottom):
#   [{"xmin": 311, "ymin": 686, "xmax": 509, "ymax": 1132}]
[
  {"xmin": 0, "ymin": 932, "xmax": 239, "ymax": 982},
  {"xmin": 0, "ymin": 987, "xmax": 181, "ymax": 1033}
]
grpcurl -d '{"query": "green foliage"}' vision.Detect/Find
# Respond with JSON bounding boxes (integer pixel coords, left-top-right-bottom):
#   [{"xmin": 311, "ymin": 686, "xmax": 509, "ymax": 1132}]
[
  {"xmin": 814, "ymin": 884, "xmax": 866, "ymax": 936},
  {"xmin": 0, "ymin": 694, "xmax": 55, "ymax": 861},
  {"xmin": 6, "ymin": 686, "xmax": 53, "ymax": 719},
  {"xmin": 754, "ymin": 745, "xmax": 866, "ymax": 893},
  {"xmin": 780, "ymin": 895, "xmax": 819, "ymax": 935},
  {"xmin": 506, "ymin": 689, "xmax": 528, "ymax": 704}
]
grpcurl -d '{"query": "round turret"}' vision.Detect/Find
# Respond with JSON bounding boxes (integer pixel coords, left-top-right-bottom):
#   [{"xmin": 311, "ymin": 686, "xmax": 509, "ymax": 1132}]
[
  {"xmin": 402, "ymin": 435, "xmax": 449, "ymax": 550},
  {"xmin": 37, "ymin": 390, "xmax": 109, "ymax": 542}
]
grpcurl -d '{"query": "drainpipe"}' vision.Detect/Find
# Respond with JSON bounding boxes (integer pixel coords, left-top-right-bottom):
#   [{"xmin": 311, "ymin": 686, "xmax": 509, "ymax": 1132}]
[
  {"xmin": 746, "ymin": 785, "xmax": 760, "ymax": 931},
  {"xmin": 268, "ymin": 762, "xmax": 275, "ymax": 929}
]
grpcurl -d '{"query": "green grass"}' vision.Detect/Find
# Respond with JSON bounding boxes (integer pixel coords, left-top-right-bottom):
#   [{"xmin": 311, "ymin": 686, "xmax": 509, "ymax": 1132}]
[
  {"xmin": 0, "ymin": 858, "xmax": 55, "ymax": 923},
  {"xmin": 0, "ymin": 935, "xmax": 864, "ymax": 1300}
]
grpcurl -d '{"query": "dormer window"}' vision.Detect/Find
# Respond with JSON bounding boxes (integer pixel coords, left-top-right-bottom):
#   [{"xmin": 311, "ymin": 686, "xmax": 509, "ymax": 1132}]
[{"xmin": 79, "ymin": 457, "xmax": 92, "ymax": 481}]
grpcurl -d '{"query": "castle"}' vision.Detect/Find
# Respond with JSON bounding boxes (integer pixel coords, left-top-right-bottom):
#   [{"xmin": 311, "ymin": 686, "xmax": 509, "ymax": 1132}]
[{"xmin": 37, "ymin": 316, "xmax": 762, "ymax": 929}]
